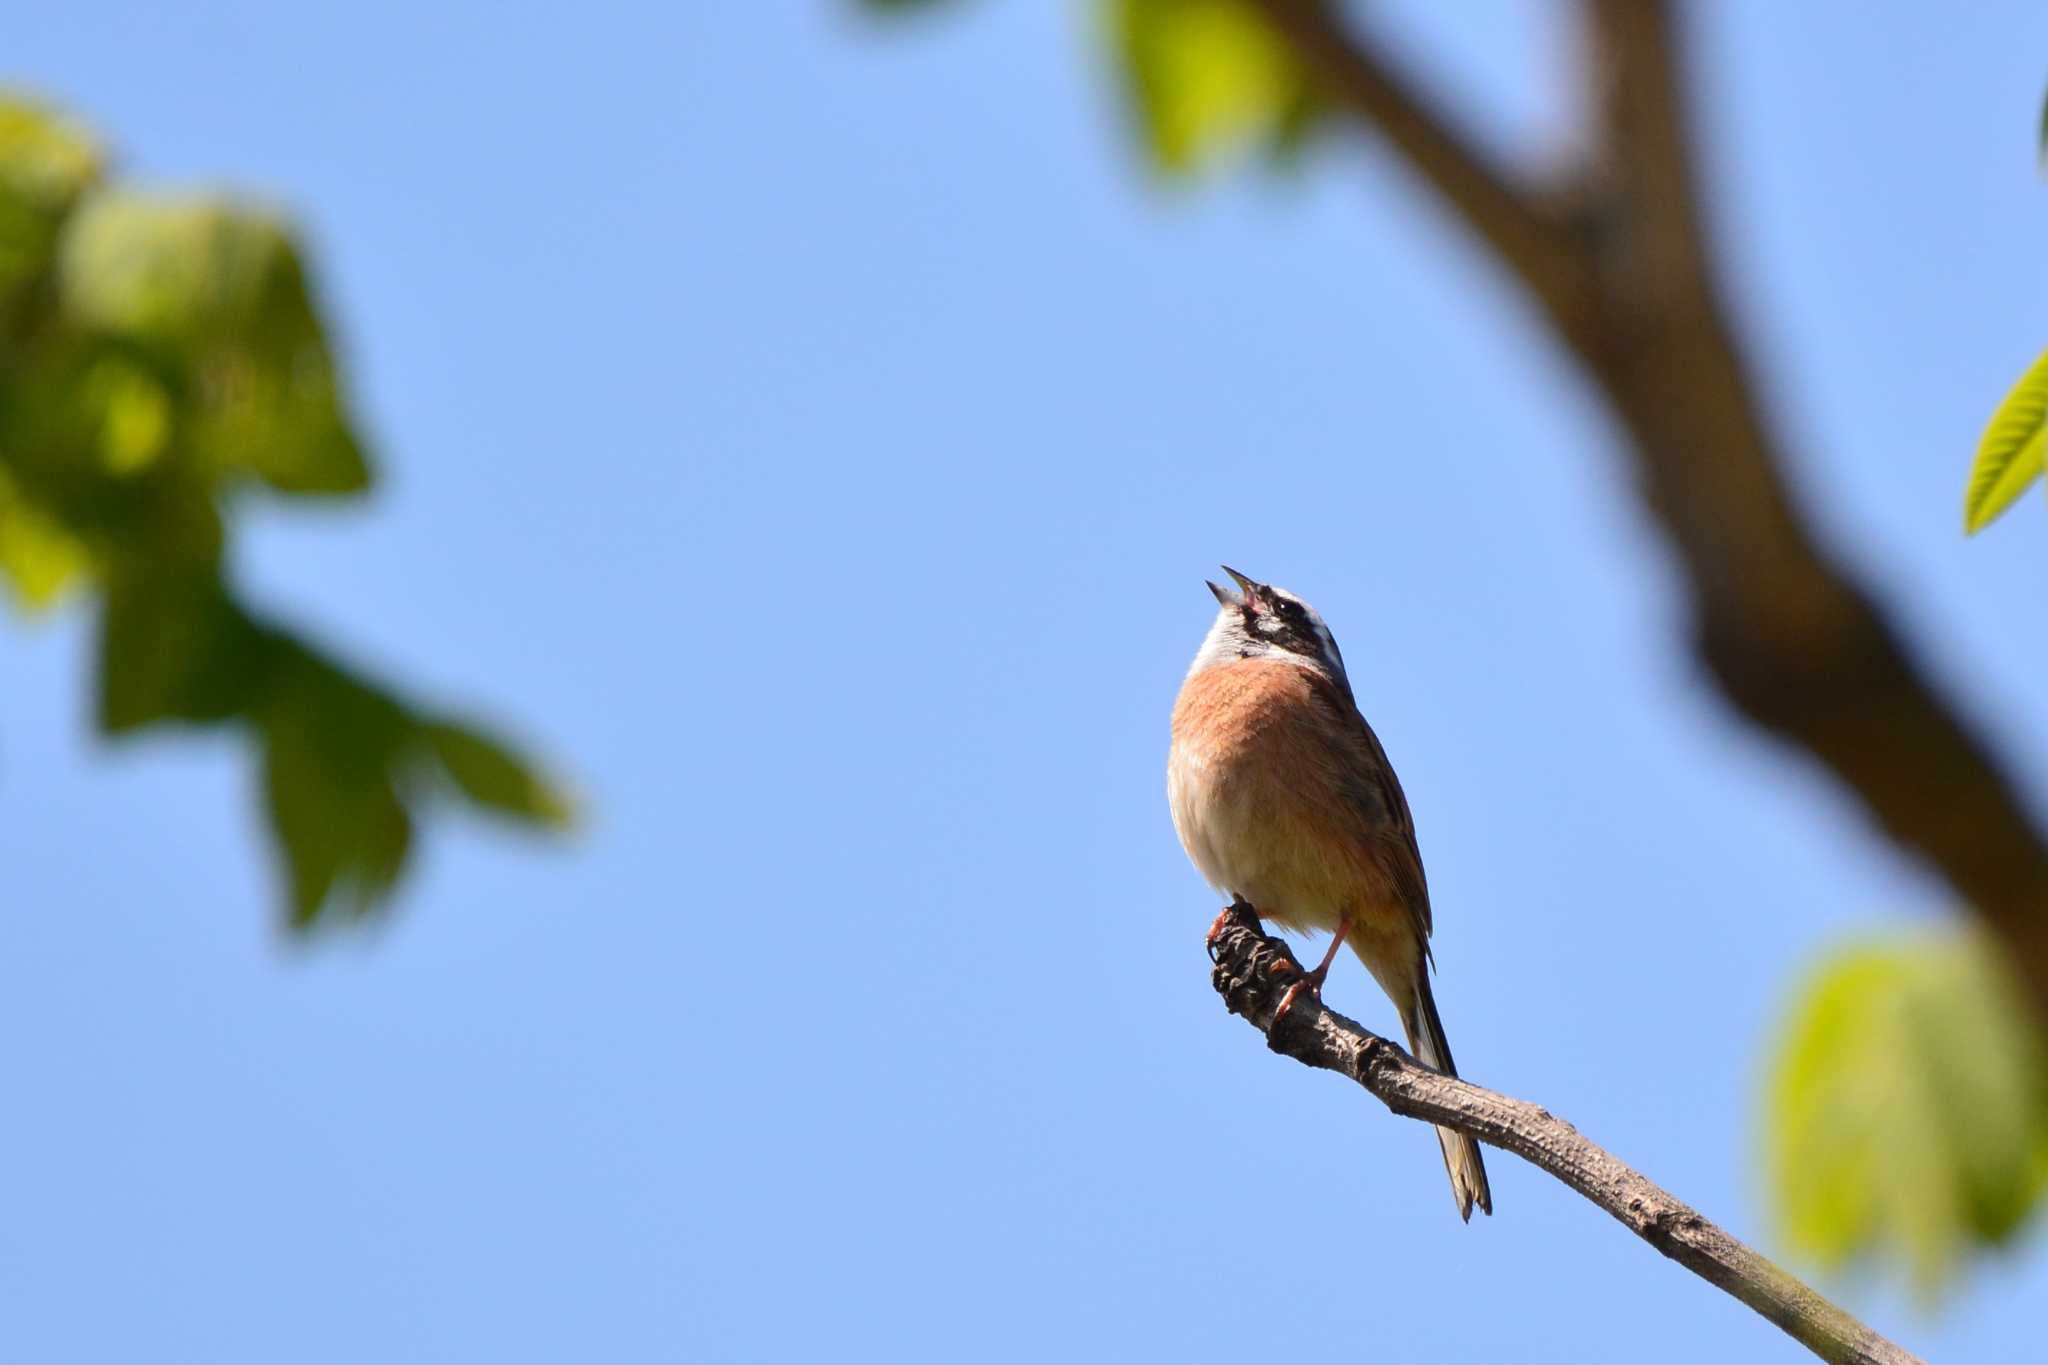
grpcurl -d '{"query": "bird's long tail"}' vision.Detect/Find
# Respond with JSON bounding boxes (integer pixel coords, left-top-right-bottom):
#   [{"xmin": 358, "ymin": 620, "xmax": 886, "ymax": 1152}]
[{"xmin": 1399, "ymin": 973, "xmax": 1493, "ymax": 1221}]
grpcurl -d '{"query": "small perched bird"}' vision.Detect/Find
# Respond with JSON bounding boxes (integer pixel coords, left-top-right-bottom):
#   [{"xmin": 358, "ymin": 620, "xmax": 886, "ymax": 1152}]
[{"xmin": 1167, "ymin": 567, "xmax": 1492, "ymax": 1221}]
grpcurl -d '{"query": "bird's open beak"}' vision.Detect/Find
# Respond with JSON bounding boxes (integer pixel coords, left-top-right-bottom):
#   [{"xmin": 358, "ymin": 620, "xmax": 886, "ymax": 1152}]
[{"xmin": 1217, "ymin": 565, "xmax": 1264, "ymax": 609}]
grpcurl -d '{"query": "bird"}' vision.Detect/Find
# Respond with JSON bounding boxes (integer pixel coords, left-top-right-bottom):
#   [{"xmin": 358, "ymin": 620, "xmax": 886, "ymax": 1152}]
[{"xmin": 1167, "ymin": 566, "xmax": 1492, "ymax": 1221}]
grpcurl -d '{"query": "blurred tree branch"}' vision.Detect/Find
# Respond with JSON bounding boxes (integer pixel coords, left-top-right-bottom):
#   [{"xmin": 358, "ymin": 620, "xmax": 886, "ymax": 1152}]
[
  {"xmin": 1207, "ymin": 903, "xmax": 1924, "ymax": 1365},
  {"xmin": 1248, "ymin": 0, "xmax": 2048, "ymax": 1015}
]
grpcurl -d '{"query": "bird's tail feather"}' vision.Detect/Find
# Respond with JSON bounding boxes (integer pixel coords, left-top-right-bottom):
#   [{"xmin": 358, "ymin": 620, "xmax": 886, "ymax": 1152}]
[{"xmin": 1401, "ymin": 973, "xmax": 1493, "ymax": 1222}]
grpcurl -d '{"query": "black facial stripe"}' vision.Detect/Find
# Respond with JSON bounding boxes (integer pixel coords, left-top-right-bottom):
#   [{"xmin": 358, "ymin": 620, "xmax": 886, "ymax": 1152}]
[
  {"xmin": 1242, "ymin": 605, "xmax": 1327, "ymax": 658},
  {"xmin": 1275, "ymin": 622, "xmax": 1322, "ymax": 655}
]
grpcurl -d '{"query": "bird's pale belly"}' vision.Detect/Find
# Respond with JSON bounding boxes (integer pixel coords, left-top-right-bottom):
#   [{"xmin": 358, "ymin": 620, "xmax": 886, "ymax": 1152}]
[{"xmin": 1168, "ymin": 735, "xmax": 1361, "ymax": 937}]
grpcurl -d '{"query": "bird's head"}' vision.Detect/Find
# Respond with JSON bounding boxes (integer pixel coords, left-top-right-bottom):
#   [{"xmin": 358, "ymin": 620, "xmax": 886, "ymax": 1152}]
[{"xmin": 1194, "ymin": 566, "xmax": 1350, "ymax": 687}]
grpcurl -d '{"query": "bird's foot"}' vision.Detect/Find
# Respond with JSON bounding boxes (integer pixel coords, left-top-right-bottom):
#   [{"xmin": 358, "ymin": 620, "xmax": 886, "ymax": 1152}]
[{"xmin": 1267, "ymin": 958, "xmax": 1331, "ymax": 1030}]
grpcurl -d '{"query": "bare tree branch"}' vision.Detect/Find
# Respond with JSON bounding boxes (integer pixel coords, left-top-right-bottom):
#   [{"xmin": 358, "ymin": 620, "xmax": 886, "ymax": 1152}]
[
  {"xmin": 1244, "ymin": 0, "xmax": 2048, "ymax": 1014},
  {"xmin": 1207, "ymin": 904, "xmax": 1923, "ymax": 1365}
]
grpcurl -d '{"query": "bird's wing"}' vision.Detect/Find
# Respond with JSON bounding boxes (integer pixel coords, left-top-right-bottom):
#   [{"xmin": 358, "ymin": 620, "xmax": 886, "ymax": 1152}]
[{"xmin": 1308, "ymin": 668, "xmax": 1434, "ymax": 949}]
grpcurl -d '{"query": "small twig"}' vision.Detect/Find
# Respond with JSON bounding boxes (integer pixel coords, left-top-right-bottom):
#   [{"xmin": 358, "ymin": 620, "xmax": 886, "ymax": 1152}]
[{"xmin": 1206, "ymin": 903, "xmax": 1923, "ymax": 1365}]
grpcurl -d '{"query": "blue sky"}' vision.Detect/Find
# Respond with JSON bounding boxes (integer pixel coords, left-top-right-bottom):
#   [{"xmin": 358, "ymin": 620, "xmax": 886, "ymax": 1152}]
[{"xmin": 6, "ymin": 2, "xmax": 2048, "ymax": 1360}]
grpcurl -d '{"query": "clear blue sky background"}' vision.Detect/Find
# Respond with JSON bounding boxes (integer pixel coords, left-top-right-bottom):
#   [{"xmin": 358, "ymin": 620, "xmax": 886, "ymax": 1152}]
[{"xmin": 6, "ymin": 2, "xmax": 2048, "ymax": 1361}]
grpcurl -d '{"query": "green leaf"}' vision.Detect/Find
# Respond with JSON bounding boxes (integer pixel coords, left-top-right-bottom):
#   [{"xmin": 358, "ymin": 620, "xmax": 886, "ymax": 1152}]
[
  {"xmin": 0, "ymin": 465, "xmax": 88, "ymax": 610},
  {"xmin": 57, "ymin": 192, "xmax": 370, "ymax": 497},
  {"xmin": 0, "ymin": 93, "xmax": 103, "ymax": 312},
  {"xmin": 1764, "ymin": 930, "xmax": 2048, "ymax": 1300},
  {"xmin": 257, "ymin": 641, "xmax": 420, "ymax": 926},
  {"xmin": 254, "ymin": 639, "xmax": 574, "ymax": 927},
  {"xmin": 90, "ymin": 354, "xmax": 173, "ymax": 473},
  {"xmin": 1964, "ymin": 344, "xmax": 2048, "ymax": 533},
  {"xmin": 1110, "ymin": 0, "xmax": 1318, "ymax": 176},
  {"xmin": 0, "ymin": 94, "xmax": 103, "ymax": 209},
  {"xmin": 95, "ymin": 563, "xmax": 270, "ymax": 731},
  {"xmin": 425, "ymin": 719, "xmax": 578, "ymax": 828},
  {"xmin": 3, "ymin": 101, "xmax": 570, "ymax": 936},
  {"xmin": 0, "ymin": 325, "xmax": 223, "ymax": 580}
]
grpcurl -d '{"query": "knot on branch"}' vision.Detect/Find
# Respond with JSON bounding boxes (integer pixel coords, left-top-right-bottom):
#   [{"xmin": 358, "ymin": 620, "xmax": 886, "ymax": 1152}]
[
  {"xmin": 1625, "ymin": 1191, "xmax": 1705, "ymax": 1242},
  {"xmin": 1206, "ymin": 901, "xmax": 1303, "ymax": 1025},
  {"xmin": 1204, "ymin": 902, "xmax": 1397, "ymax": 1074}
]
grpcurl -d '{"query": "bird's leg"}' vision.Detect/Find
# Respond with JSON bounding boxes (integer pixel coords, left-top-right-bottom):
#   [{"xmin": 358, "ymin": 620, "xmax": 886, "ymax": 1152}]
[{"xmin": 1270, "ymin": 916, "xmax": 1352, "ymax": 1028}]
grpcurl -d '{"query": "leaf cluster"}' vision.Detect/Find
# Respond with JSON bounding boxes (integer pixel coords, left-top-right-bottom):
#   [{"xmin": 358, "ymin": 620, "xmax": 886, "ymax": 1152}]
[{"xmin": 0, "ymin": 94, "xmax": 573, "ymax": 927}]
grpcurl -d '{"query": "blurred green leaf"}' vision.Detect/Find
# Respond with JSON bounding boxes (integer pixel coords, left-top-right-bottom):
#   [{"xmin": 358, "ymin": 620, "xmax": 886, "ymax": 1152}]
[
  {"xmin": 1964, "ymin": 344, "xmax": 2048, "ymax": 533},
  {"xmin": 426, "ymin": 720, "xmax": 578, "ymax": 828},
  {"xmin": 58, "ymin": 192, "xmax": 370, "ymax": 497},
  {"xmin": 1110, "ymin": 0, "xmax": 1320, "ymax": 176},
  {"xmin": 0, "ymin": 93, "xmax": 103, "ymax": 314},
  {"xmin": 0, "ymin": 466, "xmax": 88, "ymax": 610},
  {"xmin": 258, "ymin": 643, "xmax": 418, "ymax": 925},
  {"xmin": 1, "ymin": 94, "xmax": 572, "ymax": 935},
  {"xmin": 96, "ymin": 563, "xmax": 269, "ymax": 731},
  {"xmin": 253, "ymin": 638, "xmax": 572, "ymax": 927},
  {"xmin": 1765, "ymin": 930, "xmax": 2048, "ymax": 1299},
  {"xmin": 88, "ymin": 352, "xmax": 173, "ymax": 473}
]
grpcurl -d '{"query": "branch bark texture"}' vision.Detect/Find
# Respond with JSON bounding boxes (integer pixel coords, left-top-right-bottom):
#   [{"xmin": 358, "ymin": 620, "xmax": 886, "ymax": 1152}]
[
  {"xmin": 1207, "ymin": 904, "xmax": 1922, "ymax": 1365},
  {"xmin": 1246, "ymin": 0, "xmax": 2048, "ymax": 1013}
]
